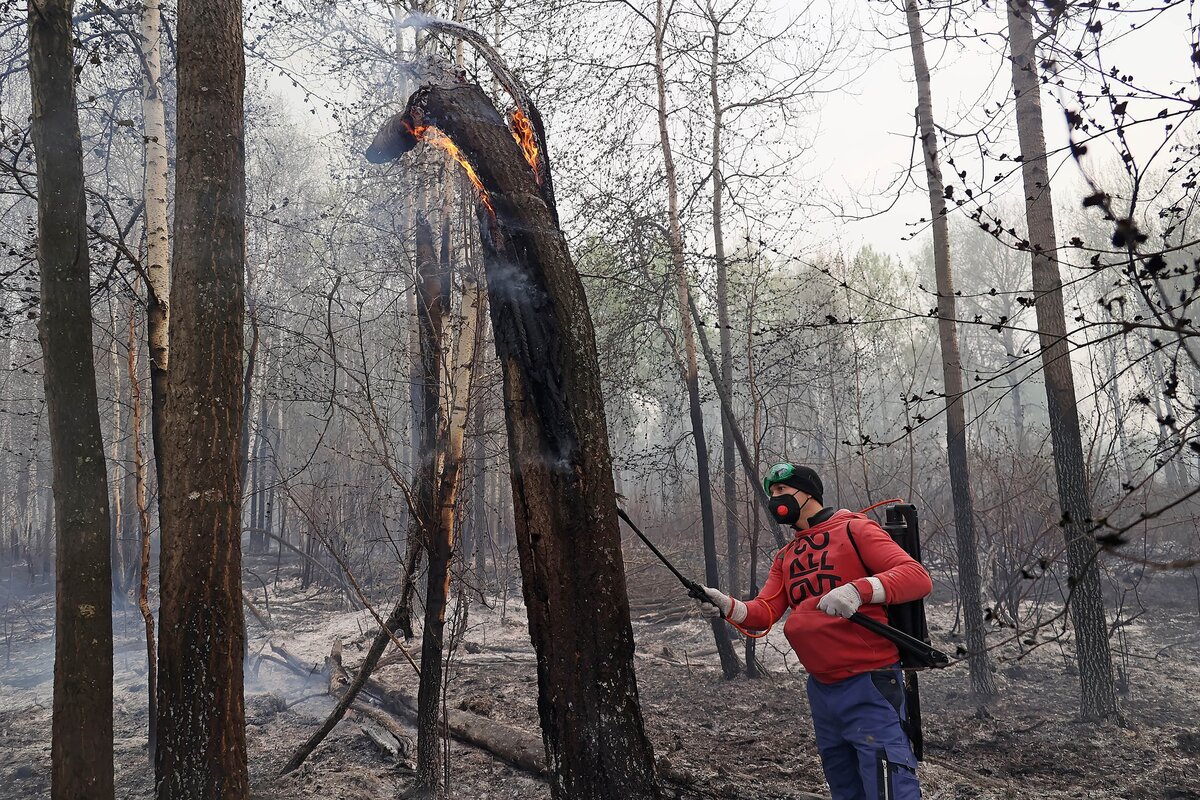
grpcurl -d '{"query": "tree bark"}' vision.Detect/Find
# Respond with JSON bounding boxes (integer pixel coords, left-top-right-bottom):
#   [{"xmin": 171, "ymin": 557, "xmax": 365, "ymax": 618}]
[
  {"xmin": 469, "ymin": 389, "xmax": 489, "ymax": 586},
  {"xmin": 27, "ymin": 1, "xmax": 116, "ymax": 796},
  {"xmin": 128, "ymin": 310, "xmax": 158, "ymax": 759},
  {"xmin": 155, "ymin": 0, "xmax": 251, "ymax": 794},
  {"xmin": 398, "ymin": 218, "xmax": 440, "ymax": 641},
  {"xmin": 708, "ymin": 12, "xmax": 739, "ymax": 599},
  {"xmin": 140, "ymin": 0, "xmax": 171, "ymax": 493},
  {"xmin": 1007, "ymin": 0, "xmax": 1118, "ymax": 721},
  {"xmin": 744, "ymin": 286, "xmax": 764, "ymax": 678},
  {"xmin": 368, "ymin": 82, "xmax": 662, "ymax": 800},
  {"xmin": 412, "ymin": 209, "xmax": 451, "ymax": 795},
  {"xmin": 905, "ymin": 0, "xmax": 996, "ymax": 698},
  {"xmin": 415, "ymin": 255, "xmax": 485, "ymax": 793},
  {"xmin": 109, "ymin": 299, "xmax": 126, "ymax": 595},
  {"xmin": 653, "ymin": 0, "xmax": 739, "ymax": 678}
]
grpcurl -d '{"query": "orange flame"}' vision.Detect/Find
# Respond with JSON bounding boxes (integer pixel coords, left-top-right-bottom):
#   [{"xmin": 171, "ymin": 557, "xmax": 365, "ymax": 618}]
[
  {"xmin": 508, "ymin": 109, "xmax": 540, "ymax": 183},
  {"xmin": 406, "ymin": 122, "xmax": 495, "ymax": 216}
]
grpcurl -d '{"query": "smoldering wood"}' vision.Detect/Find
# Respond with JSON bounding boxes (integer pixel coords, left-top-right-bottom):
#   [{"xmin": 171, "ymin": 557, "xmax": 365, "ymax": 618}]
[
  {"xmin": 360, "ymin": 721, "xmax": 414, "ymax": 769},
  {"xmin": 326, "ymin": 640, "xmax": 415, "ymax": 768},
  {"xmin": 280, "ymin": 593, "xmax": 423, "ymax": 775},
  {"xmin": 369, "ymin": 82, "xmax": 661, "ymax": 799},
  {"xmin": 394, "ymin": 14, "xmax": 557, "ymax": 219}
]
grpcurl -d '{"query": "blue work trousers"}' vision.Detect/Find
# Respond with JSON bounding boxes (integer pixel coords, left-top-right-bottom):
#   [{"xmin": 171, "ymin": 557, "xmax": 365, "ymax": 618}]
[{"xmin": 806, "ymin": 666, "xmax": 921, "ymax": 800}]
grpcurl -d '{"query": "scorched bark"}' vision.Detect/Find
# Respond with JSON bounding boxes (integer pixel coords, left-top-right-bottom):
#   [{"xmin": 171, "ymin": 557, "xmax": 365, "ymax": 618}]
[{"xmin": 369, "ymin": 83, "xmax": 661, "ymax": 800}]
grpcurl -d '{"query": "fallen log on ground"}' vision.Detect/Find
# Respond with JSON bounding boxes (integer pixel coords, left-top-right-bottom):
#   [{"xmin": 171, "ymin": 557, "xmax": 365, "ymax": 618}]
[
  {"xmin": 324, "ymin": 639, "xmax": 415, "ymax": 770},
  {"xmin": 269, "ymin": 639, "xmax": 544, "ymax": 777},
  {"xmin": 266, "ymin": 639, "xmax": 817, "ymax": 798},
  {"xmin": 369, "ymin": 683, "xmax": 547, "ymax": 777},
  {"xmin": 279, "ymin": 599, "xmax": 415, "ymax": 775},
  {"xmin": 360, "ymin": 720, "xmax": 410, "ymax": 767}
]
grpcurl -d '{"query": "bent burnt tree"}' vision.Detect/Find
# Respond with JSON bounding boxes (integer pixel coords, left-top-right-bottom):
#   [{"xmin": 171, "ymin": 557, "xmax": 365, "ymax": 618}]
[{"xmin": 367, "ymin": 83, "xmax": 660, "ymax": 800}]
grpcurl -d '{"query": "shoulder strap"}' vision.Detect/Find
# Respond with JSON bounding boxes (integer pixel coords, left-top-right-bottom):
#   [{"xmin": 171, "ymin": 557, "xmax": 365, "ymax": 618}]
[{"xmin": 844, "ymin": 518, "xmax": 872, "ymax": 576}]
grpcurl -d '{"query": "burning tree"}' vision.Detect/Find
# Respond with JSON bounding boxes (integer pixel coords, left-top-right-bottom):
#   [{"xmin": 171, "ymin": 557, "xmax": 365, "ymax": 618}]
[{"xmin": 367, "ymin": 80, "xmax": 661, "ymax": 799}]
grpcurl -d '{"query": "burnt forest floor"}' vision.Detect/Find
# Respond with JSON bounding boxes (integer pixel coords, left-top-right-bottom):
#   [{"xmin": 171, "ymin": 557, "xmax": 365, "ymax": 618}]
[{"xmin": 2, "ymin": 553, "xmax": 1199, "ymax": 800}]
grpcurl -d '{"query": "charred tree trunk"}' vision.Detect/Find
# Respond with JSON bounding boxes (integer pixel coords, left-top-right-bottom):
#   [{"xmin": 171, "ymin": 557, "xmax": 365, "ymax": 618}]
[
  {"xmin": 906, "ymin": 0, "xmax": 996, "ymax": 698},
  {"xmin": 413, "ymin": 211, "xmax": 451, "ymax": 794},
  {"xmin": 1007, "ymin": 0, "xmax": 1118, "ymax": 721},
  {"xmin": 398, "ymin": 219, "xmax": 440, "ymax": 641},
  {"xmin": 155, "ymin": 0, "xmax": 250, "ymax": 795},
  {"xmin": 368, "ymin": 83, "xmax": 661, "ymax": 799},
  {"xmin": 27, "ymin": 1, "xmax": 115, "ymax": 796}
]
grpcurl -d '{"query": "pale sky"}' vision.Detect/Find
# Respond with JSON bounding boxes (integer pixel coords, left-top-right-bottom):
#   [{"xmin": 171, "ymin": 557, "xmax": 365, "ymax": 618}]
[
  {"xmin": 806, "ymin": 0, "xmax": 1195, "ymax": 261},
  {"xmin": 262, "ymin": 0, "xmax": 1196, "ymax": 265}
]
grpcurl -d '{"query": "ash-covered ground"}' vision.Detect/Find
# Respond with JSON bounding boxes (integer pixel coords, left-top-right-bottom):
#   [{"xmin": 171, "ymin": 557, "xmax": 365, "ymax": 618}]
[{"xmin": 2, "ymin": 556, "xmax": 1198, "ymax": 800}]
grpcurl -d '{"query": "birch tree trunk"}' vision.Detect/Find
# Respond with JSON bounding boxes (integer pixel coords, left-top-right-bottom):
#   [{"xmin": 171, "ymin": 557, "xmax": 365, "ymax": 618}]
[
  {"xmin": 108, "ymin": 298, "xmax": 126, "ymax": 595},
  {"xmin": 1007, "ymin": 0, "xmax": 1118, "ymax": 721},
  {"xmin": 654, "ymin": 0, "xmax": 739, "ymax": 678},
  {"xmin": 140, "ymin": 0, "xmax": 170, "ymax": 489},
  {"xmin": 469, "ymin": 386, "xmax": 489, "ymax": 586},
  {"xmin": 906, "ymin": 0, "xmax": 996, "ymax": 698},
  {"xmin": 27, "ymin": 2, "xmax": 115, "ymax": 796},
  {"xmin": 155, "ymin": 0, "xmax": 251, "ymax": 794}
]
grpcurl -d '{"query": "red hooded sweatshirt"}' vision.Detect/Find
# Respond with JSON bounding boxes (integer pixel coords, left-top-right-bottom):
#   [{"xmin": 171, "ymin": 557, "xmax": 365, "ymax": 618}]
[{"xmin": 740, "ymin": 509, "xmax": 933, "ymax": 684}]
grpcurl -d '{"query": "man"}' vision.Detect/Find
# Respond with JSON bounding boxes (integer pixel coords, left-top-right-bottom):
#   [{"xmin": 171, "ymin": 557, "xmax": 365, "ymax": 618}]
[{"xmin": 700, "ymin": 463, "xmax": 932, "ymax": 800}]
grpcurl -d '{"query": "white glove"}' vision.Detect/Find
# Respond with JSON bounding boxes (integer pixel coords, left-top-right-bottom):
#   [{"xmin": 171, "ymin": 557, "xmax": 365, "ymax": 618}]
[
  {"xmin": 701, "ymin": 586, "xmax": 747, "ymax": 624},
  {"xmin": 816, "ymin": 583, "xmax": 864, "ymax": 619}
]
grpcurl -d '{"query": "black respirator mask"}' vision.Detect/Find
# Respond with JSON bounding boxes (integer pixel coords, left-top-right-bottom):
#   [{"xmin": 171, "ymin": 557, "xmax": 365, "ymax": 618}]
[{"xmin": 770, "ymin": 493, "xmax": 806, "ymax": 526}]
